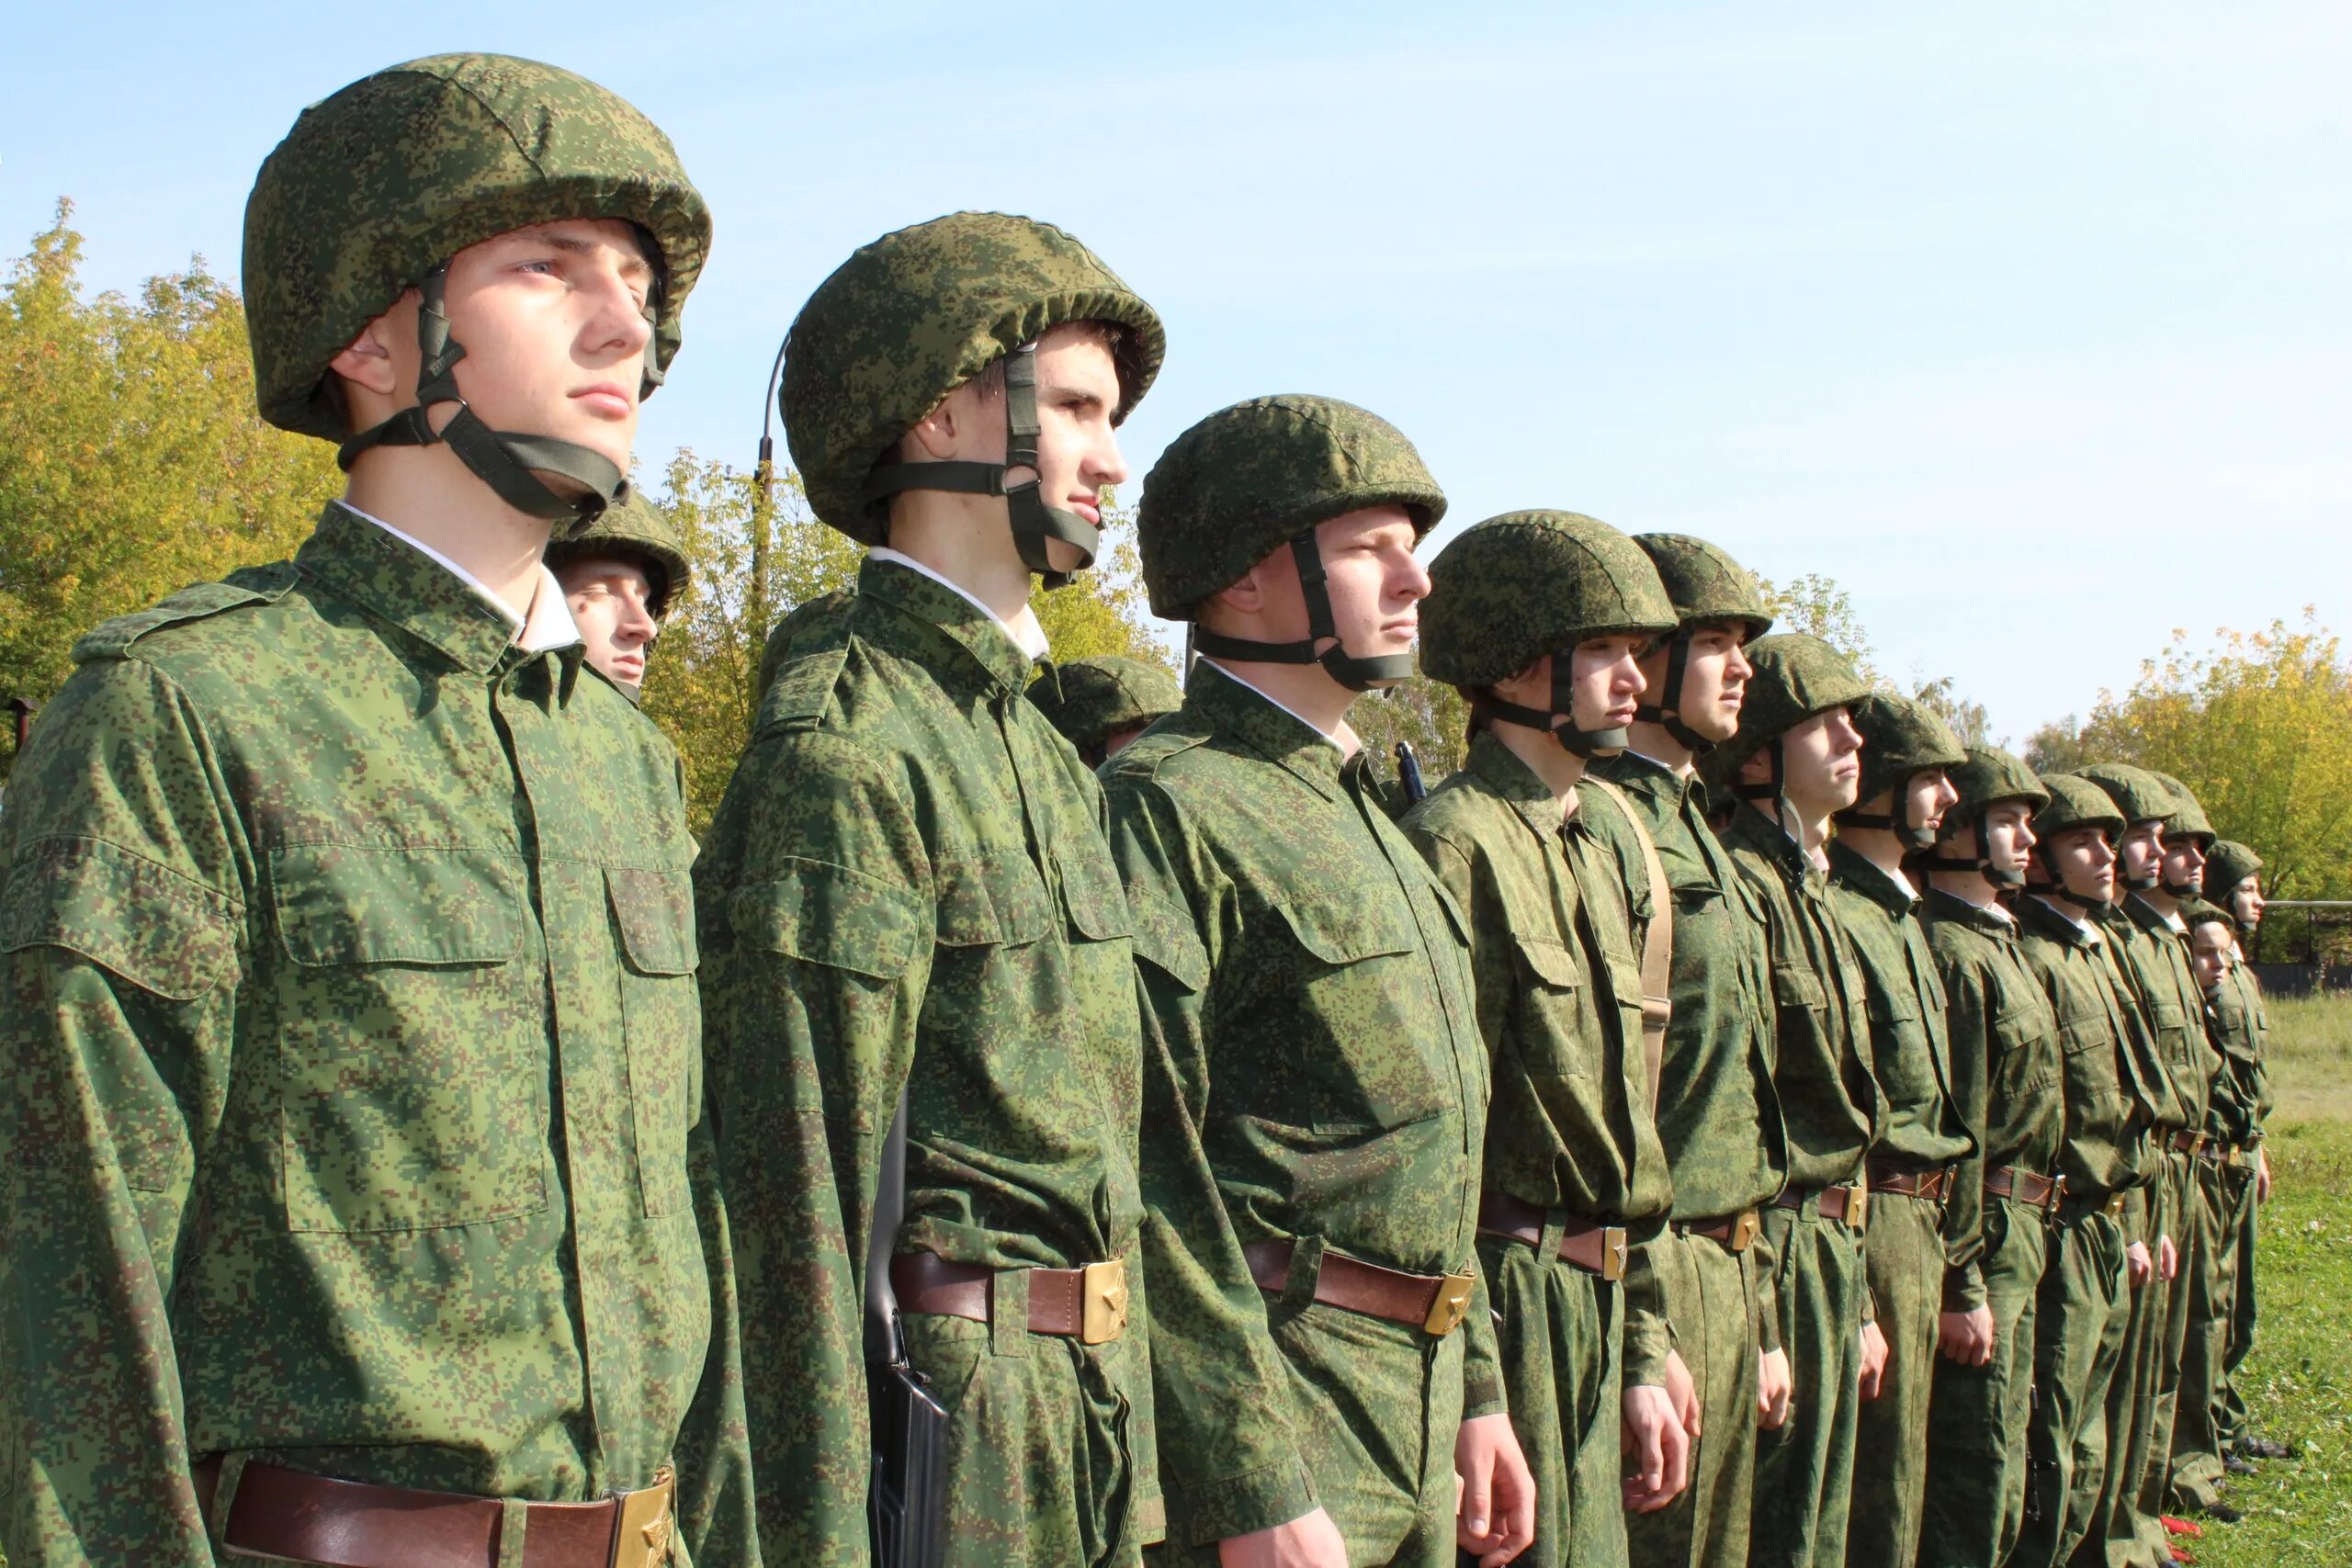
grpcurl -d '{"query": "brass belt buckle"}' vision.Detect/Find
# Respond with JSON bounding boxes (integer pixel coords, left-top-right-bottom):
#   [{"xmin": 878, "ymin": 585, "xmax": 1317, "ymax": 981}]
[
  {"xmin": 1600, "ymin": 1227, "xmax": 1629, "ymax": 1282},
  {"xmin": 2045, "ymin": 1174, "xmax": 2069, "ymax": 1217},
  {"xmin": 1844, "ymin": 1183, "xmax": 1871, "ymax": 1233},
  {"xmin": 610, "ymin": 1468, "xmax": 675, "ymax": 1568},
  {"xmin": 1423, "ymin": 1269, "xmax": 1476, "ymax": 1336},
  {"xmin": 1080, "ymin": 1258, "xmax": 1129, "ymax": 1345},
  {"xmin": 1729, "ymin": 1209, "xmax": 1760, "ymax": 1253},
  {"xmin": 2105, "ymin": 1190, "xmax": 2130, "ymax": 1221}
]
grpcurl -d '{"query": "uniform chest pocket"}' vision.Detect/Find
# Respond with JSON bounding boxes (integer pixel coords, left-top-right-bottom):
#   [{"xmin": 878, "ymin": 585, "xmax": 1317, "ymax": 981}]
[
  {"xmin": 1994, "ymin": 995, "xmax": 2063, "ymax": 1098},
  {"xmin": 1510, "ymin": 934, "xmax": 1594, "ymax": 1081},
  {"xmin": 608, "ymin": 865, "xmax": 699, "ymax": 1217},
  {"xmin": 270, "ymin": 845, "xmax": 545, "ymax": 1234},
  {"xmin": 1773, "ymin": 964, "xmax": 1827, "ymax": 1016},
  {"xmin": 1277, "ymin": 887, "xmax": 1447, "ymax": 1131}
]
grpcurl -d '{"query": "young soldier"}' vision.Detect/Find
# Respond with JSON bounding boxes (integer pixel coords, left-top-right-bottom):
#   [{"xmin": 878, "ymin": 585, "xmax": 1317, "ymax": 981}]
[
  {"xmin": 0, "ymin": 55, "xmax": 752, "ymax": 1565},
  {"xmin": 1106, "ymin": 396, "xmax": 1532, "ymax": 1568},
  {"xmin": 2201, "ymin": 840, "xmax": 2284, "ymax": 1468},
  {"xmin": 547, "ymin": 490, "xmax": 690, "ymax": 694},
  {"xmin": 1586, "ymin": 536, "xmax": 1791, "ymax": 1568},
  {"xmin": 695, "ymin": 212, "xmax": 1166, "ymax": 1565},
  {"xmin": 2075, "ymin": 762, "xmax": 2205, "ymax": 1564},
  {"xmin": 2008, "ymin": 775, "xmax": 2163, "ymax": 1568},
  {"xmin": 1825, "ymin": 694, "xmax": 1973, "ymax": 1568},
  {"xmin": 1714, "ymin": 634, "xmax": 1881, "ymax": 1568},
  {"xmin": 1403, "ymin": 512, "xmax": 1689, "ymax": 1565},
  {"xmin": 1030, "ymin": 654, "xmax": 1185, "ymax": 766},
  {"xmin": 1915, "ymin": 750, "xmax": 2064, "ymax": 1568}
]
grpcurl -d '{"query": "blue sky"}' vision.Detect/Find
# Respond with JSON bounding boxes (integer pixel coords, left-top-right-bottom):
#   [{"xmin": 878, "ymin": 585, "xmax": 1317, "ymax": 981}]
[{"xmin": 7, "ymin": 2, "xmax": 2346, "ymax": 741}]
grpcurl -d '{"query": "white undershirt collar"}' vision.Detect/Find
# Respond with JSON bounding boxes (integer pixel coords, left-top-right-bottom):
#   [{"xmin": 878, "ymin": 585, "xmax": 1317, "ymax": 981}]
[
  {"xmin": 1200, "ymin": 658, "xmax": 1350, "ymax": 752},
  {"xmin": 870, "ymin": 547, "xmax": 1049, "ymax": 661},
  {"xmin": 340, "ymin": 502, "xmax": 579, "ymax": 653}
]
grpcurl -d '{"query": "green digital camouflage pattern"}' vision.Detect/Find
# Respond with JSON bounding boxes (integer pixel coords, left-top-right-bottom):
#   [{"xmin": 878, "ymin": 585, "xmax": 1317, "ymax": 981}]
[
  {"xmin": 1417, "ymin": 512, "xmax": 1676, "ymax": 686},
  {"xmin": 0, "ymin": 504, "xmax": 752, "ymax": 1566},
  {"xmin": 1945, "ymin": 744, "xmax": 2051, "ymax": 825},
  {"xmin": 1848, "ymin": 691, "xmax": 1966, "ymax": 810},
  {"xmin": 2111, "ymin": 893, "xmax": 2222, "ymax": 1135},
  {"xmin": 1102, "ymin": 662, "xmax": 1498, "ymax": 1554},
  {"xmin": 2036, "ymin": 772, "xmax": 2127, "ymax": 843},
  {"xmin": 2213, "ymin": 957, "xmax": 2270, "ymax": 1451},
  {"xmin": 1628, "ymin": 534, "xmax": 1775, "ymax": 637},
  {"xmin": 1709, "ymin": 634, "xmax": 1872, "ymax": 780},
  {"xmin": 1919, "ymin": 891, "xmax": 2063, "ymax": 1311},
  {"xmin": 1583, "ymin": 753, "xmax": 1784, "ymax": 1568},
  {"xmin": 2200, "ymin": 922, "xmax": 2268, "ymax": 1146},
  {"xmin": 1750, "ymin": 1197, "xmax": 1868, "ymax": 1568},
  {"xmin": 2202, "ymin": 840, "xmax": 2263, "ymax": 910},
  {"xmin": 244, "ymin": 54, "xmax": 710, "ymax": 442},
  {"xmin": 1027, "ymin": 655, "xmax": 1184, "ymax": 758},
  {"xmin": 1917, "ymin": 1190, "xmax": 2048, "ymax": 1568},
  {"xmin": 1400, "ymin": 734, "xmax": 1672, "ymax": 1565},
  {"xmin": 2011, "ymin": 1203, "xmax": 2132, "ymax": 1568},
  {"xmin": 545, "ymin": 489, "xmax": 692, "ymax": 617},
  {"xmin": 2011, "ymin": 896, "xmax": 2161, "ymax": 1205},
  {"xmin": 779, "ymin": 212, "xmax": 1163, "ymax": 541},
  {"xmin": 2148, "ymin": 772, "xmax": 2215, "ymax": 846},
  {"xmin": 2094, "ymin": 1178, "xmax": 2172, "ymax": 1568},
  {"xmin": 1137, "ymin": 396, "xmax": 1445, "ymax": 620},
  {"xmin": 1824, "ymin": 844, "xmax": 1970, "ymax": 1568},
  {"xmin": 2077, "ymin": 763, "xmax": 2179, "ymax": 832},
  {"xmin": 692, "ymin": 557, "xmax": 1157, "ymax": 1567}
]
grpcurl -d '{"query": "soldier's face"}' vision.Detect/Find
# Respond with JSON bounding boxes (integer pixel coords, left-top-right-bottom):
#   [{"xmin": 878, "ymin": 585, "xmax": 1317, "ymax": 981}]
[
  {"xmin": 1983, "ymin": 800, "xmax": 2038, "ymax": 878},
  {"xmin": 2191, "ymin": 924, "xmax": 2232, "ymax": 990},
  {"xmin": 1905, "ymin": 768, "xmax": 1959, "ymax": 836},
  {"xmin": 2231, "ymin": 874, "xmax": 2265, "ymax": 926},
  {"xmin": 1775, "ymin": 706, "xmax": 1863, "ymax": 815},
  {"xmin": 2118, "ymin": 821, "xmax": 2166, "ymax": 884},
  {"xmin": 2162, "ymin": 836, "xmax": 2206, "ymax": 893},
  {"xmin": 558, "ymin": 556, "xmax": 659, "ymax": 689},
  {"xmin": 2045, "ymin": 825, "xmax": 2118, "ymax": 902},
  {"xmin": 1568, "ymin": 636, "xmax": 1650, "ymax": 736},
  {"xmin": 1654, "ymin": 622, "xmax": 1751, "ymax": 744},
  {"xmin": 1306, "ymin": 504, "xmax": 1429, "ymax": 682}
]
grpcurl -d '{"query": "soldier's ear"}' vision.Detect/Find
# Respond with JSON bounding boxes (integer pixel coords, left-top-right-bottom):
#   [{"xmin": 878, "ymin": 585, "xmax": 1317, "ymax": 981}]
[{"xmin": 328, "ymin": 313, "xmax": 402, "ymax": 401}]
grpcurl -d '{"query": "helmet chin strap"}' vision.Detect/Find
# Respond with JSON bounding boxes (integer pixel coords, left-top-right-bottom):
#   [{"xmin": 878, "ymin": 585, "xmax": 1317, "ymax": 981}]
[
  {"xmin": 1837, "ymin": 780, "xmax": 1939, "ymax": 851},
  {"xmin": 338, "ymin": 265, "xmax": 625, "ymax": 540},
  {"xmin": 1468, "ymin": 653, "xmax": 1625, "ymax": 759},
  {"xmin": 859, "ymin": 343, "xmax": 1101, "ymax": 590},
  {"xmin": 1633, "ymin": 627, "xmax": 1716, "ymax": 753},
  {"xmin": 1193, "ymin": 532, "xmax": 1415, "ymax": 693}
]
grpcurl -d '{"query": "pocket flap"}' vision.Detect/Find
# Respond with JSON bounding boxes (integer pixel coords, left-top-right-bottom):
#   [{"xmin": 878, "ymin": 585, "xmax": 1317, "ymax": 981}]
[
  {"xmin": 934, "ymin": 855, "xmax": 1052, "ymax": 949},
  {"xmin": 1512, "ymin": 934, "xmax": 1583, "ymax": 991},
  {"xmin": 1772, "ymin": 964, "xmax": 1827, "ymax": 1010},
  {"xmin": 606, "ymin": 866, "xmax": 697, "ymax": 976},
  {"xmin": 1864, "ymin": 983, "xmax": 1920, "ymax": 1025},
  {"xmin": 272, "ymin": 845, "xmax": 521, "ymax": 967},
  {"xmin": 1057, "ymin": 850, "xmax": 1133, "ymax": 942},
  {"xmin": 2, "ymin": 838, "xmax": 237, "ymax": 1001},
  {"xmin": 729, "ymin": 858, "xmax": 925, "ymax": 980},
  {"xmin": 1127, "ymin": 886, "xmax": 1208, "ymax": 993},
  {"xmin": 1278, "ymin": 888, "xmax": 1416, "ymax": 966}
]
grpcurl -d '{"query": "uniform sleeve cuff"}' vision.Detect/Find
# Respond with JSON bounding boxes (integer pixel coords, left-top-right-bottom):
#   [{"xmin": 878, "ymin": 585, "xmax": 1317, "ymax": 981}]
[
  {"xmin": 1463, "ymin": 1369, "xmax": 1508, "ymax": 1420},
  {"xmin": 1172, "ymin": 1457, "xmax": 1322, "ymax": 1548}
]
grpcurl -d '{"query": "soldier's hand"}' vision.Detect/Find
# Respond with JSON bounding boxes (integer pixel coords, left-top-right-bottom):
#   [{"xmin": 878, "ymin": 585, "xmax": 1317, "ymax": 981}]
[
  {"xmin": 1217, "ymin": 1506, "xmax": 1348, "ymax": 1567},
  {"xmin": 1757, "ymin": 1348, "xmax": 1793, "ymax": 1430},
  {"xmin": 1454, "ymin": 1412, "xmax": 1536, "ymax": 1565},
  {"xmin": 2256, "ymin": 1146, "xmax": 2272, "ymax": 1203},
  {"xmin": 1858, "ymin": 1319, "xmax": 1889, "ymax": 1400},
  {"xmin": 1663, "ymin": 1348, "xmax": 1701, "ymax": 1439},
  {"xmin": 2158, "ymin": 1233, "xmax": 2179, "ymax": 1282},
  {"xmin": 1938, "ymin": 1306, "xmax": 1994, "ymax": 1366},
  {"xmin": 2126, "ymin": 1240, "xmax": 2154, "ymax": 1287},
  {"xmin": 1621, "ymin": 1383, "xmax": 1690, "ymax": 1513}
]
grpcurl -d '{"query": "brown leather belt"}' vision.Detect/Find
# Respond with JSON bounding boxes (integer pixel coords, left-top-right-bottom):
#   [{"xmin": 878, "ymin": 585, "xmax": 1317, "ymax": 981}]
[
  {"xmin": 1773, "ymin": 1180, "xmax": 1871, "ymax": 1231},
  {"xmin": 889, "ymin": 1251, "xmax": 1130, "ymax": 1344},
  {"xmin": 2198, "ymin": 1141, "xmax": 2250, "ymax": 1168},
  {"xmin": 1476, "ymin": 1192, "xmax": 1630, "ymax": 1281},
  {"xmin": 2166, "ymin": 1129, "xmax": 2208, "ymax": 1155},
  {"xmin": 1984, "ymin": 1165, "xmax": 2065, "ymax": 1214},
  {"xmin": 1242, "ymin": 1239, "xmax": 1476, "ymax": 1336},
  {"xmin": 189, "ymin": 1457, "xmax": 674, "ymax": 1568},
  {"xmin": 1674, "ymin": 1208, "xmax": 1762, "ymax": 1253},
  {"xmin": 2059, "ymin": 1186, "xmax": 2132, "ymax": 1224},
  {"xmin": 1866, "ymin": 1161, "xmax": 1955, "ymax": 1203}
]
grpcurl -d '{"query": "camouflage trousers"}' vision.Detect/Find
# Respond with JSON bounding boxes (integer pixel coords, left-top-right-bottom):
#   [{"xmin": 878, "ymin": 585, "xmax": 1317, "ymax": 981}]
[
  {"xmin": 2135, "ymin": 1152, "xmax": 2201, "ymax": 1525},
  {"xmin": 2088, "ymin": 1178, "xmax": 2174, "ymax": 1568},
  {"xmin": 1623, "ymin": 1226, "xmax": 1763, "ymax": 1568},
  {"xmin": 904, "ymin": 1308, "xmax": 1155, "ymax": 1568},
  {"xmin": 1919, "ymin": 1193, "xmax": 2047, "ymax": 1568},
  {"xmin": 1750, "ymin": 1197, "xmax": 1863, "ymax": 1568},
  {"xmin": 2215, "ymin": 1160, "xmax": 2261, "ymax": 1450},
  {"xmin": 2166, "ymin": 1158, "xmax": 2255, "ymax": 1509},
  {"xmin": 2012, "ymin": 1203, "xmax": 2131, "ymax": 1568},
  {"xmin": 1476, "ymin": 1232, "xmax": 1625, "ymax": 1568},
  {"xmin": 1846, "ymin": 1191, "xmax": 1942, "ymax": 1568}
]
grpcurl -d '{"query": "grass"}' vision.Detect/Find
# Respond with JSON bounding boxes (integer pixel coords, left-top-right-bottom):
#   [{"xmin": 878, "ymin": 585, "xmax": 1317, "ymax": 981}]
[{"xmin": 2181, "ymin": 989, "xmax": 2352, "ymax": 1567}]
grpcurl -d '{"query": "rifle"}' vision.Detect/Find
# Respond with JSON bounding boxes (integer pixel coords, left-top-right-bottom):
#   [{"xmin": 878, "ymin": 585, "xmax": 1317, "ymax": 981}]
[
  {"xmin": 867, "ymin": 1091, "xmax": 948, "ymax": 1567},
  {"xmin": 1395, "ymin": 740, "xmax": 1428, "ymax": 806}
]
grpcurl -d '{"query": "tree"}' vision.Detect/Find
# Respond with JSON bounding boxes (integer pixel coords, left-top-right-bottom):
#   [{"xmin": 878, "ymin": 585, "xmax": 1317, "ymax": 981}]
[
  {"xmin": 2023, "ymin": 714, "xmax": 2092, "ymax": 773},
  {"xmin": 2076, "ymin": 615, "xmax": 2352, "ymax": 961},
  {"xmin": 1757, "ymin": 571, "xmax": 1878, "ymax": 681},
  {"xmin": 1350, "ymin": 673, "xmax": 1473, "ymax": 787},
  {"xmin": 0, "ymin": 203, "xmax": 341, "ymax": 782},
  {"xmin": 1911, "ymin": 674, "xmax": 1993, "ymax": 747}
]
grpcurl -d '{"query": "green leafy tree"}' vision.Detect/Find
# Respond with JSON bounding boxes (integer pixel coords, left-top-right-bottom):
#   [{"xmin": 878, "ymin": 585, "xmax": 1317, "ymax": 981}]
[
  {"xmin": 1911, "ymin": 674, "xmax": 1994, "ymax": 747},
  {"xmin": 2023, "ymin": 714, "xmax": 2092, "ymax": 773},
  {"xmin": 0, "ymin": 202, "xmax": 341, "ymax": 782},
  {"xmin": 1757, "ymin": 571, "xmax": 1879, "ymax": 681}
]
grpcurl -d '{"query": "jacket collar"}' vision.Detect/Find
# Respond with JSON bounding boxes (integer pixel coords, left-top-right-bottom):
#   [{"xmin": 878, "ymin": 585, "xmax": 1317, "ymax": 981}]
[
  {"xmin": 297, "ymin": 503, "xmax": 574, "ymax": 681},
  {"xmin": 1926, "ymin": 885, "xmax": 2016, "ymax": 937},
  {"xmin": 858, "ymin": 555, "xmax": 1035, "ymax": 694},
  {"xmin": 1828, "ymin": 839, "xmax": 1918, "ymax": 915},
  {"xmin": 1465, "ymin": 730, "xmax": 1577, "ymax": 840},
  {"xmin": 1189, "ymin": 659, "xmax": 1345, "ymax": 801}
]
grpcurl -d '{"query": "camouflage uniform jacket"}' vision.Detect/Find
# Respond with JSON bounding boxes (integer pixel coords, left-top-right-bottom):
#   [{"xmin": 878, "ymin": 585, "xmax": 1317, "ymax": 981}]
[
  {"xmin": 1919, "ymin": 891, "xmax": 2064, "ymax": 1311},
  {"xmin": 1401, "ymin": 732, "xmax": 1677, "ymax": 1386},
  {"xmin": 2203, "ymin": 961, "xmax": 2269, "ymax": 1148},
  {"xmin": 1826, "ymin": 844, "xmax": 1973, "ymax": 1173},
  {"xmin": 1719, "ymin": 809, "xmax": 1880, "ymax": 1193},
  {"xmin": 2102, "ymin": 896, "xmax": 2221, "ymax": 1133},
  {"xmin": 692, "ymin": 557, "xmax": 1151, "ymax": 1562},
  {"xmin": 0, "ymin": 505, "xmax": 752, "ymax": 1566},
  {"xmin": 1103, "ymin": 661, "xmax": 1501, "ymax": 1543},
  {"xmin": 2012, "ymin": 895, "xmax": 2161, "ymax": 1203}
]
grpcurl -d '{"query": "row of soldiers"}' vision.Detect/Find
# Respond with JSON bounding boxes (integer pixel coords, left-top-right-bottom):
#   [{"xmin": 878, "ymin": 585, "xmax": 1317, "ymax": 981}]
[{"xmin": 0, "ymin": 49, "xmax": 2281, "ymax": 1568}]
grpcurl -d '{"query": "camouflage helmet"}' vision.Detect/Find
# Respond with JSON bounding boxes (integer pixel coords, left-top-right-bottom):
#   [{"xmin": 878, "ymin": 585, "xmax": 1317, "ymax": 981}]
[
  {"xmin": 1927, "ymin": 746, "xmax": 2050, "ymax": 888},
  {"xmin": 1142, "ymin": 395, "xmax": 1445, "ymax": 691},
  {"xmin": 2204, "ymin": 839, "xmax": 2263, "ymax": 897},
  {"xmin": 781, "ymin": 211, "xmax": 1163, "ymax": 583},
  {"xmin": 1628, "ymin": 534, "xmax": 1775, "ymax": 752},
  {"xmin": 543, "ymin": 489, "xmax": 690, "ymax": 618},
  {"xmin": 2179, "ymin": 898, "xmax": 2235, "ymax": 937},
  {"xmin": 1837, "ymin": 692, "xmax": 1967, "ymax": 849},
  {"xmin": 2030, "ymin": 773, "xmax": 2127, "ymax": 907},
  {"xmin": 2077, "ymin": 762, "xmax": 2179, "ymax": 828},
  {"xmin": 2148, "ymin": 770, "xmax": 2217, "ymax": 846},
  {"xmin": 245, "ymin": 54, "xmax": 710, "ymax": 534},
  {"xmin": 1419, "ymin": 511, "xmax": 1675, "ymax": 757},
  {"xmin": 1028, "ymin": 655, "xmax": 1184, "ymax": 762},
  {"xmin": 1713, "ymin": 633, "xmax": 1871, "ymax": 793}
]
